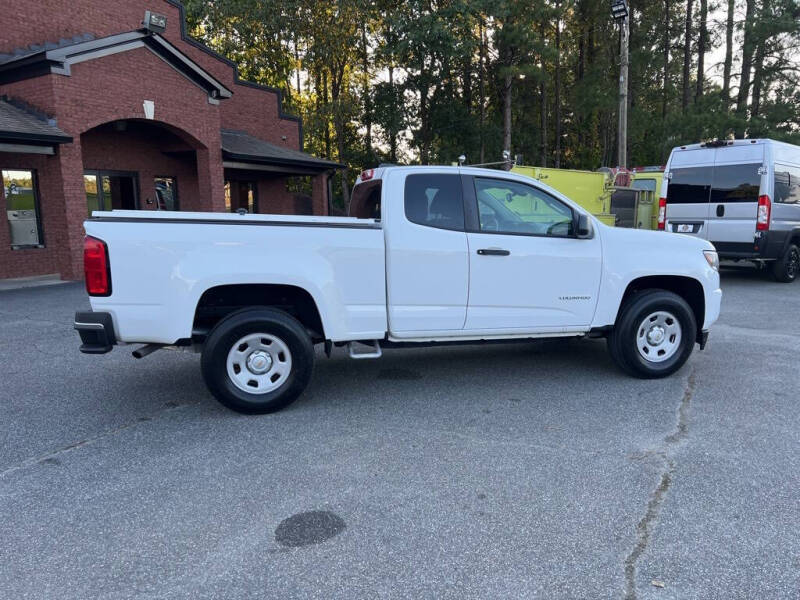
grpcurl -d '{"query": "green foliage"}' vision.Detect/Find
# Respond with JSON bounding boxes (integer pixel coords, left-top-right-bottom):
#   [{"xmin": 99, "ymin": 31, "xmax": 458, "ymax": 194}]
[{"xmin": 185, "ymin": 0, "xmax": 800, "ymax": 189}]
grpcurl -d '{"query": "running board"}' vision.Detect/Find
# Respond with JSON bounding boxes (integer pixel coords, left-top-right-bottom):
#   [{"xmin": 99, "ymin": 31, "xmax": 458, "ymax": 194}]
[{"xmin": 347, "ymin": 340, "xmax": 382, "ymax": 359}]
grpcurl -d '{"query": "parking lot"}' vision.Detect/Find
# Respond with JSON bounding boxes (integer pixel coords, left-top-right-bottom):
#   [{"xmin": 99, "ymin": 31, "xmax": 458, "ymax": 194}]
[{"xmin": 1, "ymin": 269, "xmax": 798, "ymax": 599}]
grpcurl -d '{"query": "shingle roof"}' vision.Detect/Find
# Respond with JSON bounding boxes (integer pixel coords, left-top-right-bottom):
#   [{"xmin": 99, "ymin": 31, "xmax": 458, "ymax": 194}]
[
  {"xmin": 221, "ymin": 129, "xmax": 343, "ymax": 170},
  {"xmin": 0, "ymin": 98, "xmax": 71, "ymax": 144},
  {"xmin": 0, "ymin": 33, "xmax": 95, "ymax": 66}
]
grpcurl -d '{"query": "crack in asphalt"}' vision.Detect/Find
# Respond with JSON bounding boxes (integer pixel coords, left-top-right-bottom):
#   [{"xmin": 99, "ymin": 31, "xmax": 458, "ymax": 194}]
[
  {"xmin": 623, "ymin": 369, "xmax": 696, "ymax": 600},
  {"xmin": 0, "ymin": 401, "xmax": 197, "ymax": 481}
]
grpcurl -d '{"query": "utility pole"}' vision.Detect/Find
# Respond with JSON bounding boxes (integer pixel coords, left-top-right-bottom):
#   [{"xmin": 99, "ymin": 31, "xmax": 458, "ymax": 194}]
[{"xmin": 612, "ymin": 0, "xmax": 629, "ymax": 169}]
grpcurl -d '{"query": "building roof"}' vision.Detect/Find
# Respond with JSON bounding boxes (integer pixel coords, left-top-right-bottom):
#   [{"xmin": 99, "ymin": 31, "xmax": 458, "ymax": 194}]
[
  {"xmin": 0, "ymin": 33, "xmax": 95, "ymax": 65},
  {"xmin": 0, "ymin": 30, "xmax": 232, "ymax": 100},
  {"xmin": 0, "ymin": 98, "xmax": 72, "ymax": 144},
  {"xmin": 221, "ymin": 129, "xmax": 343, "ymax": 172}
]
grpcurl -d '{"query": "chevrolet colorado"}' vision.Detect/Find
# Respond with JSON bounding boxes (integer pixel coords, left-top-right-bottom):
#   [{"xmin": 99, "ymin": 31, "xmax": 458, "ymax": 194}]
[{"xmin": 75, "ymin": 166, "xmax": 722, "ymax": 413}]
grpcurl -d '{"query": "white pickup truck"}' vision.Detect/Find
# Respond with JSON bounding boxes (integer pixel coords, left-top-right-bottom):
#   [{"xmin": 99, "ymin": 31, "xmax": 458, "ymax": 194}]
[{"xmin": 75, "ymin": 166, "xmax": 722, "ymax": 413}]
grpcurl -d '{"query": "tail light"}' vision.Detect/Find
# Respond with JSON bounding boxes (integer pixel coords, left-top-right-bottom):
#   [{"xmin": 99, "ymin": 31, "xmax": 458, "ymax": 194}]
[
  {"xmin": 756, "ymin": 195, "xmax": 771, "ymax": 231},
  {"xmin": 360, "ymin": 169, "xmax": 375, "ymax": 181},
  {"xmin": 657, "ymin": 197, "xmax": 667, "ymax": 230},
  {"xmin": 84, "ymin": 236, "xmax": 111, "ymax": 296}
]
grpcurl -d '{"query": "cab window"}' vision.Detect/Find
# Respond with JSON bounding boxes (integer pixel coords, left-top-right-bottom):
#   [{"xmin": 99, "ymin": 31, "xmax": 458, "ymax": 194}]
[
  {"xmin": 404, "ymin": 174, "xmax": 464, "ymax": 231},
  {"xmin": 474, "ymin": 177, "xmax": 574, "ymax": 237}
]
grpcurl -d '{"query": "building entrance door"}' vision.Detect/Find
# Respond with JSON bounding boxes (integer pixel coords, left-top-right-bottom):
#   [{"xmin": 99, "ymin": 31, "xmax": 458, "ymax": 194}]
[{"xmin": 84, "ymin": 171, "xmax": 139, "ymax": 215}]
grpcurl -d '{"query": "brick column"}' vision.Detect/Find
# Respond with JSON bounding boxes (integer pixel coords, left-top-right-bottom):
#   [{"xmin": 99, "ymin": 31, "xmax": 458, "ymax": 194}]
[
  {"xmin": 53, "ymin": 140, "xmax": 89, "ymax": 280},
  {"xmin": 195, "ymin": 147, "xmax": 226, "ymax": 212},
  {"xmin": 312, "ymin": 172, "xmax": 330, "ymax": 216}
]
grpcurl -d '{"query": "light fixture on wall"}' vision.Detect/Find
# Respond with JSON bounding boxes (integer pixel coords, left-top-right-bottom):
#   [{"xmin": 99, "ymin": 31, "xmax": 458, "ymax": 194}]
[{"xmin": 143, "ymin": 11, "xmax": 167, "ymax": 33}]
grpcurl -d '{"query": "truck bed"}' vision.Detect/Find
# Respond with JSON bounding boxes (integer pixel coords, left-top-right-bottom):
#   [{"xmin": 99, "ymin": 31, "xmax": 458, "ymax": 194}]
[{"xmin": 85, "ymin": 210, "xmax": 387, "ymax": 344}]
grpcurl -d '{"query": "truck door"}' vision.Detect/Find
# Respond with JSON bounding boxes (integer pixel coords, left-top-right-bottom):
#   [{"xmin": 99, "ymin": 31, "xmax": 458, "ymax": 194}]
[
  {"xmin": 463, "ymin": 175, "xmax": 602, "ymax": 331},
  {"xmin": 384, "ymin": 172, "xmax": 469, "ymax": 334},
  {"xmin": 705, "ymin": 144, "xmax": 764, "ymax": 251}
]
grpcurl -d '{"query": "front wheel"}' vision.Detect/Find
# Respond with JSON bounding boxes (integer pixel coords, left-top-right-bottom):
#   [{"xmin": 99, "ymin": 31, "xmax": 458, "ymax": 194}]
[
  {"xmin": 608, "ymin": 290, "xmax": 697, "ymax": 378},
  {"xmin": 771, "ymin": 243, "xmax": 799, "ymax": 283},
  {"xmin": 201, "ymin": 308, "xmax": 314, "ymax": 414}
]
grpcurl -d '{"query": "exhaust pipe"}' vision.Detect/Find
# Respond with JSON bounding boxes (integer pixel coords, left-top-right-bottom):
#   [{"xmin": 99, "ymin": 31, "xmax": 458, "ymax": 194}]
[{"xmin": 132, "ymin": 344, "xmax": 164, "ymax": 359}]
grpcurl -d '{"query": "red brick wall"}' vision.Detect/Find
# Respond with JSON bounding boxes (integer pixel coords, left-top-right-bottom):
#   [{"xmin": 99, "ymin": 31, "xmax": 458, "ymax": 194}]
[
  {"xmin": 0, "ymin": 0, "xmax": 320, "ymax": 280},
  {"xmin": 80, "ymin": 123, "xmax": 201, "ymax": 211},
  {"xmin": 0, "ymin": 0, "xmax": 302, "ymax": 149}
]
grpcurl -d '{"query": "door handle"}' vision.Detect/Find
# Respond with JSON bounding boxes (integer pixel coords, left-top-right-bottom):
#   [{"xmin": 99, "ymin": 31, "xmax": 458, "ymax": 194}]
[
  {"xmin": 716, "ymin": 204, "xmax": 725, "ymax": 217},
  {"xmin": 477, "ymin": 248, "xmax": 510, "ymax": 256}
]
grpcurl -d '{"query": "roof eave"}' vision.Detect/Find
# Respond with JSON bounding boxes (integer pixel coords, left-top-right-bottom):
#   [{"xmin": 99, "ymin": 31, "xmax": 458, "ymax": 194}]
[
  {"xmin": 0, "ymin": 130, "xmax": 72, "ymax": 145},
  {"xmin": 222, "ymin": 150, "xmax": 344, "ymax": 170}
]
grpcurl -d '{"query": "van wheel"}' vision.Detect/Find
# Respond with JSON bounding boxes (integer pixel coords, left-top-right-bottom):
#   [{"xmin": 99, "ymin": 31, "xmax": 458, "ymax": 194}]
[
  {"xmin": 771, "ymin": 244, "xmax": 799, "ymax": 283},
  {"xmin": 201, "ymin": 308, "xmax": 314, "ymax": 414},
  {"xmin": 608, "ymin": 290, "xmax": 697, "ymax": 378}
]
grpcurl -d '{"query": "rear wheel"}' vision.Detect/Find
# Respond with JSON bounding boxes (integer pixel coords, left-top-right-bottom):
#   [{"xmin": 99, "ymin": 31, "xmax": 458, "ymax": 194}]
[
  {"xmin": 201, "ymin": 308, "xmax": 314, "ymax": 414},
  {"xmin": 771, "ymin": 243, "xmax": 799, "ymax": 283},
  {"xmin": 608, "ymin": 290, "xmax": 697, "ymax": 378}
]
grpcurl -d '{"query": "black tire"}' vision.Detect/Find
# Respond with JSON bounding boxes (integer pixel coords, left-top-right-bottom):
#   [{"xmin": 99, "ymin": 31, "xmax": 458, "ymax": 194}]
[
  {"xmin": 771, "ymin": 243, "xmax": 799, "ymax": 283},
  {"xmin": 201, "ymin": 308, "xmax": 314, "ymax": 414},
  {"xmin": 607, "ymin": 289, "xmax": 697, "ymax": 379}
]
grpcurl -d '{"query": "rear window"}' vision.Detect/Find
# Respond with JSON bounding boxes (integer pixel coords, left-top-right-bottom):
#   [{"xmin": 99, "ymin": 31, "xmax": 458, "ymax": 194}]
[
  {"xmin": 666, "ymin": 163, "xmax": 761, "ymax": 204},
  {"xmin": 404, "ymin": 174, "xmax": 464, "ymax": 231},
  {"xmin": 350, "ymin": 180, "xmax": 382, "ymax": 219},
  {"xmin": 666, "ymin": 167, "xmax": 711, "ymax": 204},
  {"xmin": 710, "ymin": 163, "xmax": 761, "ymax": 204},
  {"xmin": 774, "ymin": 165, "xmax": 800, "ymax": 204}
]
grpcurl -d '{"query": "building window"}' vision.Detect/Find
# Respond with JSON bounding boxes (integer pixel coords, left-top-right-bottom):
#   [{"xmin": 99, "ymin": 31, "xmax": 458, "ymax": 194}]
[
  {"xmin": 84, "ymin": 170, "xmax": 138, "ymax": 215},
  {"xmin": 3, "ymin": 169, "xmax": 44, "ymax": 249},
  {"xmin": 155, "ymin": 177, "xmax": 179, "ymax": 210},
  {"xmin": 225, "ymin": 180, "xmax": 257, "ymax": 213}
]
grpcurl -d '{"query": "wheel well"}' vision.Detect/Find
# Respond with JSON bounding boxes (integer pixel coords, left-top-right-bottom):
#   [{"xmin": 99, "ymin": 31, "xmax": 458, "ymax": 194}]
[
  {"xmin": 193, "ymin": 284, "xmax": 325, "ymax": 342},
  {"xmin": 619, "ymin": 276, "xmax": 705, "ymax": 334}
]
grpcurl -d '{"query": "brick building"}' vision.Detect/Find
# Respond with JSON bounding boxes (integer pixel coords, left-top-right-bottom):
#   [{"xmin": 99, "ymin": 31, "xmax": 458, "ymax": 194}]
[{"xmin": 0, "ymin": 0, "xmax": 341, "ymax": 280}]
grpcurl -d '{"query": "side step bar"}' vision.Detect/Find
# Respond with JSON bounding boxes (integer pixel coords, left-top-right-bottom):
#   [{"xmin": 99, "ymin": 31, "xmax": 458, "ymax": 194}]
[{"xmin": 347, "ymin": 340, "xmax": 382, "ymax": 359}]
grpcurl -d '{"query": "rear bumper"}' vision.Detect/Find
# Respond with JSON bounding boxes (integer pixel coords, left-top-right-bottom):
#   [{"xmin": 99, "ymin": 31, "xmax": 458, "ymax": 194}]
[
  {"xmin": 74, "ymin": 311, "xmax": 116, "ymax": 354},
  {"xmin": 714, "ymin": 231, "xmax": 788, "ymax": 261}
]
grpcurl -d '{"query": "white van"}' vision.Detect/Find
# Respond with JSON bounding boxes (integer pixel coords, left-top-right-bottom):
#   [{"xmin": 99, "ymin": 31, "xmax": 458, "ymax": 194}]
[{"xmin": 658, "ymin": 139, "xmax": 800, "ymax": 282}]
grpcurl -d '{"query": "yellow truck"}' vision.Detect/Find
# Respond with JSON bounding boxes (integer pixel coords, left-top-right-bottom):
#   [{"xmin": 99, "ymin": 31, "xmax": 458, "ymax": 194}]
[
  {"xmin": 512, "ymin": 165, "xmax": 616, "ymax": 226},
  {"xmin": 630, "ymin": 167, "xmax": 665, "ymax": 231},
  {"xmin": 512, "ymin": 164, "xmax": 665, "ymax": 230}
]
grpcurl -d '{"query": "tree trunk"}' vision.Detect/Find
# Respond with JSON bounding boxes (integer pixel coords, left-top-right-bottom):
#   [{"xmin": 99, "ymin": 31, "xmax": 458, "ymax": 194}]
[
  {"xmin": 554, "ymin": 0, "xmax": 562, "ymax": 168},
  {"xmin": 750, "ymin": 0, "xmax": 770, "ymax": 118},
  {"xmin": 321, "ymin": 70, "xmax": 331, "ymax": 158},
  {"xmin": 295, "ymin": 40, "xmax": 301, "ymax": 96},
  {"xmin": 388, "ymin": 66, "xmax": 397, "ymax": 163},
  {"xmin": 478, "ymin": 18, "xmax": 486, "ymax": 164},
  {"xmin": 662, "ymin": 0, "xmax": 670, "ymax": 118},
  {"xmin": 695, "ymin": 0, "xmax": 707, "ymax": 103},
  {"xmin": 681, "ymin": 0, "xmax": 693, "ymax": 110},
  {"xmin": 503, "ymin": 71, "xmax": 513, "ymax": 156},
  {"xmin": 736, "ymin": 0, "xmax": 757, "ymax": 121},
  {"xmin": 360, "ymin": 23, "xmax": 373, "ymax": 161},
  {"xmin": 722, "ymin": 0, "xmax": 734, "ymax": 106}
]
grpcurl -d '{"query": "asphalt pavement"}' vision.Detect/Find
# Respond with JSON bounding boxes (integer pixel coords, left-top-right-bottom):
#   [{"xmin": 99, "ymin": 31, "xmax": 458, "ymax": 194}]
[{"xmin": 0, "ymin": 268, "xmax": 798, "ymax": 599}]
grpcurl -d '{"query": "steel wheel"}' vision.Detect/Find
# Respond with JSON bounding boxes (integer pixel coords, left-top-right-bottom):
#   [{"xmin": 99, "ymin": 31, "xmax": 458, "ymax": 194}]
[
  {"xmin": 635, "ymin": 310, "xmax": 682, "ymax": 363},
  {"xmin": 226, "ymin": 332, "xmax": 293, "ymax": 394}
]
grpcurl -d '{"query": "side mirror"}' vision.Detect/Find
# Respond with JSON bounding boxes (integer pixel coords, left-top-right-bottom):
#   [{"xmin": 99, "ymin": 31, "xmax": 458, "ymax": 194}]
[{"xmin": 576, "ymin": 213, "xmax": 593, "ymax": 238}]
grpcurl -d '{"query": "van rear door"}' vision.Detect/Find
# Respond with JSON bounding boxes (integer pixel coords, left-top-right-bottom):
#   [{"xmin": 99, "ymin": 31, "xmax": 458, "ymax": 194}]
[
  {"xmin": 705, "ymin": 144, "xmax": 764, "ymax": 252},
  {"xmin": 665, "ymin": 148, "xmax": 714, "ymax": 239}
]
